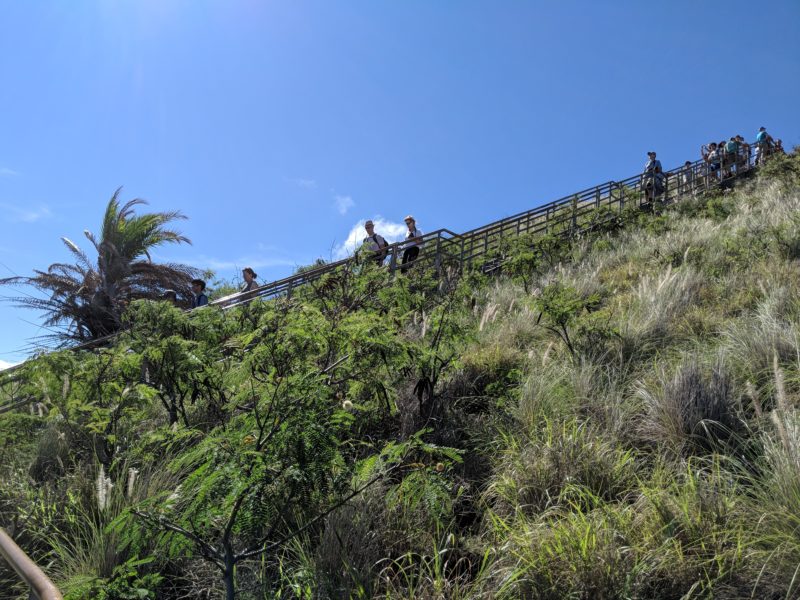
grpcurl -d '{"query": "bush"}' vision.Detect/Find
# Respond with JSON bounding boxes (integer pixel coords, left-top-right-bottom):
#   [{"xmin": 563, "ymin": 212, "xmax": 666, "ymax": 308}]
[{"xmin": 636, "ymin": 357, "xmax": 742, "ymax": 457}]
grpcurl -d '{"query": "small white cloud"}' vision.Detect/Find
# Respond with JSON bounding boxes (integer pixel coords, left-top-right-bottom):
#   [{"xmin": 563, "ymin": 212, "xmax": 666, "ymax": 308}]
[
  {"xmin": 0, "ymin": 168, "xmax": 19, "ymax": 177},
  {"xmin": 0, "ymin": 360, "xmax": 20, "ymax": 371},
  {"xmin": 0, "ymin": 203, "xmax": 52, "ymax": 223},
  {"xmin": 334, "ymin": 194, "xmax": 355, "ymax": 215},
  {"xmin": 286, "ymin": 177, "xmax": 317, "ymax": 189},
  {"xmin": 333, "ymin": 217, "xmax": 407, "ymax": 260}
]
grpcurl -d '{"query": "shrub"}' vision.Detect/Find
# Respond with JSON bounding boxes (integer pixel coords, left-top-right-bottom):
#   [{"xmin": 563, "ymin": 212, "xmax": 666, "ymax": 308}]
[
  {"xmin": 487, "ymin": 419, "xmax": 637, "ymax": 517},
  {"xmin": 635, "ymin": 356, "xmax": 742, "ymax": 457}
]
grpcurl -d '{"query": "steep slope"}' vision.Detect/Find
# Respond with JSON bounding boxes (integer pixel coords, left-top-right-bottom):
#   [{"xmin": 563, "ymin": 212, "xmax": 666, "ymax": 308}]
[{"xmin": 1, "ymin": 152, "xmax": 799, "ymax": 599}]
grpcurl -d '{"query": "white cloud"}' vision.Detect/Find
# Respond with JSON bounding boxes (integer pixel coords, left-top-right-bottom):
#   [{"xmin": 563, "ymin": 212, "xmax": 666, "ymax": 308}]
[
  {"xmin": 333, "ymin": 217, "xmax": 407, "ymax": 260},
  {"xmin": 286, "ymin": 177, "xmax": 316, "ymax": 189},
  {"xmin": 0, "ymin": 360, "xmax": 19, "ymax": 371},
  {"xmin": 0, "ymin": 168, "xmax": 19, "ymax": 177},
  {"xmin": 171, "ymin": 255, "xmax": 299, "ymax": 272},
  {"xmin": 334, "ymin": 194, "xmax": 355, "ymax": 215},
  {"xmin": 0, "ymin": 203, "xmax": 52, "ymax": 223}
]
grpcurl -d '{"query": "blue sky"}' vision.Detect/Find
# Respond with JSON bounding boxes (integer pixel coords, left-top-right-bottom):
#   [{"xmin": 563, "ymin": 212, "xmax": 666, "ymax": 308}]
[{"xmin": 1, "ymin": 0, "xmax": 799, "ymax": 365}]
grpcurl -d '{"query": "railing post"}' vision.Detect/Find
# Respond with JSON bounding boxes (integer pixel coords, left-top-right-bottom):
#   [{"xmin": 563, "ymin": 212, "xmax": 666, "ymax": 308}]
[
  {"xmin": 595, "ymin": 186, "xmax": 601, "ymax": 209},
  {"xmin": 571, "ymin": 196, "xmax": 578, "ymax": 231},
  {"xmin": 434, "ymin": 235, "xmax": 442, "ymax": 273},
  {"xmin": 388, "ymin": 245, "xmax": 398, "ymax": 275}
]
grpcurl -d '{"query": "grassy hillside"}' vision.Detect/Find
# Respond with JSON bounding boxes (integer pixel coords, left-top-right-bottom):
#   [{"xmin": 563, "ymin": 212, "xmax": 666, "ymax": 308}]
[{"xmin": 2, "ymin": 153, "xmax": 800, "ymax": 599}]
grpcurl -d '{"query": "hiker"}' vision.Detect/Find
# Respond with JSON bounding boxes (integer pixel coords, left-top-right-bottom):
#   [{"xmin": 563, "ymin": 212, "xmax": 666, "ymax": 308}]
[
  {"xmin": 641, "ymin": 151, "xmax": 664, "ymax": 203},
  {"xmin": 775, "ymin": 139, "xmax": 786, "ymax": 156},
  {"xmin": 362, "ymin": 220, "xmax": 389, "ymax": 265},
  {"xmin": 680, "ymin": 160, "xmax": 695, "ymax": 196},
  {"xmin": 755, "ymin": 127, "xmax": 773, "ymax": 165},
  {"xmin": 401, "ymin": 215, "xmax": 423, "ymax": 271},
  {"xmin": 704, "ymin": 142, "xmax": 721, "ymax": 180},
  {"xmin": 191, "ymin": 279, "xmax": 209, "ymax": 308},
  {"xmin": 724, "ymin": 137, "xmax": 740, "ymax": 177},
  {"xmin": 162, "ymin": 289, "xmax": 178, "ymax": 305},
  {"xmin": 736, "ymin": 135, "xmax": 751, "ymax": 171},
  {"xmin": 241, "ymin": 267, "xmax": 258, "ymax": 293}
]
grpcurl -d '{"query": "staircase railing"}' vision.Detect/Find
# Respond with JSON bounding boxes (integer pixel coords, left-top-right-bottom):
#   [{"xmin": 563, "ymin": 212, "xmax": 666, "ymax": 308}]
[{"xmin": 211, "ymin": 149, "xmax": 757, "ymax": 307}]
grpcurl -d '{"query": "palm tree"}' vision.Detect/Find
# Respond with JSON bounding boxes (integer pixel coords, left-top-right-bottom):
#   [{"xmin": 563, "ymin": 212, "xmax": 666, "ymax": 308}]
[{"xmin": 0, "ymin": 188, "xmax": 198, "ymax": 345}]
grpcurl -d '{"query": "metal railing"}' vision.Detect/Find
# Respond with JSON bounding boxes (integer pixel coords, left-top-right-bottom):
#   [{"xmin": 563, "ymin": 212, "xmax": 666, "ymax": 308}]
[
  {"xmin": 210, "ymin": 147, "xmax": 759, "ymax": 307},
  {"xmin": 0, "ymin": 528, "xmax": 63, "ymax": 600}
]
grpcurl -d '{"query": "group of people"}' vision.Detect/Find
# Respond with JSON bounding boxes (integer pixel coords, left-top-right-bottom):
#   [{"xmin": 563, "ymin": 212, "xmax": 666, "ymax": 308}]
[
  {"xmin": 180, "ymin": 129, "xmax": 786, "ymax": 306},
  {"xmin": 361, "ymin": 214, "xmax": 423, "ymax": 269},
  {"xmin": 226, "ymin": 217, "xmax": 423, "ymax": 302},
  {"xmin": 641, "ymin": 127, "xmax": 784, "ymax": 203},
  {"xmin": 162, "ymin": 279, "xmax": 209, "ymax": 308}
]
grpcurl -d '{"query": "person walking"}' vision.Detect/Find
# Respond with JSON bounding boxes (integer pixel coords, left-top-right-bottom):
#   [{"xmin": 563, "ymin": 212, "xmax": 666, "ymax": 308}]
[
  {"xmin": 680, "ymin": 160, "xmax": 695, "ymax": 196},
  {"xmin": 362, "ymin": 220, "xmax": 388, "ymax": 265},
  {"xmin": 191, "ymin": 278, "xmax": 209, "ymax": 308},
  {"xmin": 241, "ymin": 267, "xmax": 258, "ymax": 293},
  {"xmin": 641, "ymin": 151, "xmax": 664, "ymax": 204},
  {"xmin": 401, "ymin": 215, "xmax": 423, "ymax": 271}
]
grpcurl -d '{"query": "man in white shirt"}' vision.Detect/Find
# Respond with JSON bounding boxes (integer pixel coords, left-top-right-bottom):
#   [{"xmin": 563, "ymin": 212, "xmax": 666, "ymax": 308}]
[{"xmin": 362, "ymin": 220, "xmax": 388, "ymax": 265}]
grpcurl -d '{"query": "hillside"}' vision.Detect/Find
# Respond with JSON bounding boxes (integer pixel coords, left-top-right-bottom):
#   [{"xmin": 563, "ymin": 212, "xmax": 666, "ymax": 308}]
[{"xmin": 2, "ymin": 152, "xmax": 800, "ymax": 599}]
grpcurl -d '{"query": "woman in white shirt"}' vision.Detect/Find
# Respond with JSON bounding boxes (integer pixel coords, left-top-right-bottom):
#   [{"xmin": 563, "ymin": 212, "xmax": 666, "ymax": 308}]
[{"xmin": 401, "ymin": 215, "xmax": 423, "ymax": 271}]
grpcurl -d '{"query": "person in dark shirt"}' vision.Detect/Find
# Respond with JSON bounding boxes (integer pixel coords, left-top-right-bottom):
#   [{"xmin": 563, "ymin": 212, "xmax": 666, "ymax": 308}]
[
  {"xmin": 241, "ymin": 267, "xmax": 258, "ymax": 293},
  {"xmin": 191, "ymin": 279, "xmax": 209, "ymax": 308}
]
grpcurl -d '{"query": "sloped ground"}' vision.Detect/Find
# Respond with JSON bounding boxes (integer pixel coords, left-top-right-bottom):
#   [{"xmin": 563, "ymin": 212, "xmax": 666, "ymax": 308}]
[{"xmin": 2, "ymin": 153, "xmax": 800, "ymax": 599}]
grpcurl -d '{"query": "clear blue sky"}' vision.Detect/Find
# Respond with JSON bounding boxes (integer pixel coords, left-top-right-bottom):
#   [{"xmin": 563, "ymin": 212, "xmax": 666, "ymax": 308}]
[{"xmin": 1, "ymin": 1, "xmax": 799, "ymax": 365}]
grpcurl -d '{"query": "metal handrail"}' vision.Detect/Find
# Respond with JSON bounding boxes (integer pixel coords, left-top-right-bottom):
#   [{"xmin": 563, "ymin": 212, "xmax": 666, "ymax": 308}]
[{"xmin": 0, "ymin": 528, "xmax": 63, "ymax": 600}]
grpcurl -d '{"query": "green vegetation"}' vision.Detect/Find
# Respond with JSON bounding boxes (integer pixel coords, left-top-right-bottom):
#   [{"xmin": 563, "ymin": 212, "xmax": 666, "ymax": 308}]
[
  {"xmin": 0, "ymin": 189, "xmax": 197, "ymax": 344},
  {"xmin": 2, "ymin": 153, "xmax": 800, "ymax": 598}
]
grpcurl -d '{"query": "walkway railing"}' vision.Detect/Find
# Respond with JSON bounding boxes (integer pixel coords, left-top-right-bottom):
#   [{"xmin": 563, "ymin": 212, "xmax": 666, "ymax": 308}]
[
  {"xmin": 0, "ymin": 528, "xmax": 63, "ymax": 600},
  {"xmin": 211, "ymin": 148, "xmax": 758, "ymax": 307}
]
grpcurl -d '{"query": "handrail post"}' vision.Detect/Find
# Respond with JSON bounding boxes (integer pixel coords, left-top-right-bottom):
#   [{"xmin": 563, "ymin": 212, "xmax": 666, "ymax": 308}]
[
  {"xmin": 434, "ymin": 234, "xmax": 442, "ymax": 274},
  {"xmin": 571, "ymin": 195, "xmax": 578, "ymax": 232},
  {"xmin": 388, "ymin": 245, "xmax": 398, "ymax": 275}
]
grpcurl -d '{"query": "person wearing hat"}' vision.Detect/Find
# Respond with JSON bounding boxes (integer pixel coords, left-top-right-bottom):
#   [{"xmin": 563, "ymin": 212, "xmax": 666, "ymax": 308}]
[
  {"xmin": 641, "ymin": 151, "xmax": 664, "ymax": 204},
  {"xmin": 191, "ymin": 278, "xmax": 209, "ymax": 308},
  {"xmin": 401, "ymin": 215, "xmax": 423, "ymax": 271},
  {"xmin": 162, "ymin": 289, "xmax": 178, "ymax": 305},
  {"xmin": 362, "ymin": 220, "xmax": 388, "ymax": 265}
]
